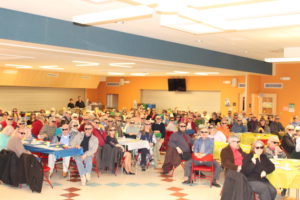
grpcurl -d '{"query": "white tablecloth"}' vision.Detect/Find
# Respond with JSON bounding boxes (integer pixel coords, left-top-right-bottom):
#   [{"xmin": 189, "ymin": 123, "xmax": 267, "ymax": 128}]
[{"xmin": 118, "ymin": 138, "xmax": 150, "ymax": 151}]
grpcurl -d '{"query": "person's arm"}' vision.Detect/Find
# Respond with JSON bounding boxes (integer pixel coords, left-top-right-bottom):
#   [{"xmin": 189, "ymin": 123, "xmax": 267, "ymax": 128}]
[
  {"xmin": 168, "ymin": 133, "xmax": 177, "ymax": 149},
  {"xmin": 220, "ymin": 148, "xmax": 238, "ymax": 171},
  {"xmin": 160, "ymin": 124, "xmax": 166, "ymax": 138},
  {"xmin": 296, "ymin": 137, "xmax": 300, "ymax": 152},
  {"xmin": 240, "ymin": 153, "xmax": 256, "ymax": 176},
  {"xmin": 279, "ymin": 123, "xmax": 285, "ymax": 131},
  {"xmin": 262, "ymin": 154, "xmax": 275, "ymax": 174}
]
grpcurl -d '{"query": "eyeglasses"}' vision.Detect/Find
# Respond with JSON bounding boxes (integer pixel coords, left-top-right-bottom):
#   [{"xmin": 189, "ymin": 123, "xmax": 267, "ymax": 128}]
[
  {"xmin": 62, "ymin": 128, "xmax": 69, "ymax": 131},
  {"xmin": 19, "ymin": 132, "xmax": 26, "ymax": 135},
  {"xmin": 255, "ymin": 146, "xmax": 264, "ymax": 149},
  {"xmin": 18, "ymin": 123, "xmax": 25, "ymax": 125},
  {"xmin": 85, "ymin": 128, "xmax": 92, "ymax": 130},
  {"xmin": 109, "ymin": 129, "xmax": 116, "ymax": 131},
  {"xmin": 51, "ymin": 121, "xmax": 56, "ymax": 123},
  {"xmin": 272, "ymin": 141, "xmax": 279, "ymax": 144},
  {"xmin": 288, "ymin": 129, "xmax": 295, "ymax": 131},
  {"xmin": 180, "ymin": 126, "xmax": 186, "ymax": 128},
  {"xmin": 200, "ymin": 131, "xmax": 208, "ymax": 133},
  {"xmin": 7, "ymin": 118, "xmax": 13, "ymax": 120},
  {"xmin": 83, "ymin": 119, "xmax": 89, "ymax": 121},
  {"xmin": 95, "ymin": 122, "xmax": 100, "ymax": 124},
  {"xmin": 130, "ymin": 122, "xmax": 135, "ymax": 124},
  {"xmin": 145, "ymin": 124, "xmax": 151, "ymax": 126},
  {"xmin": 233, "ymin": 141, "xmax": 240, "ymax": 143},
  {"xmin": 108, "ymin": 120, "xmax": 113, "ymax": 122},
  {"xmin": 222, "ymin": 123, "xmax": 227, "ymax": 125},
  {"xmin": 208, "ymin": 127, "xmax": 213, "ymax": 129},
  {"xmin": 73, "ymin": 125, "xmax": 79, "ymax": 127}
]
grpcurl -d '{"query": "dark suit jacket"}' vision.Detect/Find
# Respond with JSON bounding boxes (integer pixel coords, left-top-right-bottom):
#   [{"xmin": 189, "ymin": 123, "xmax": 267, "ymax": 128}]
[
  {"xmin": 221, "ymin": 145, "xmax": 246, "ymax": 176},
  {"xmin": 281, "ymin": 133, "xmax": 295, "ymax": 156}
]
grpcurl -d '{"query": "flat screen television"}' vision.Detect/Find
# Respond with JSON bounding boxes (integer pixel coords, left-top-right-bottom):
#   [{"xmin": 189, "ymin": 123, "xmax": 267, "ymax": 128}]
[{"xmin": 168, "ymin": 78, "xmax": 186, "ymax": 91}]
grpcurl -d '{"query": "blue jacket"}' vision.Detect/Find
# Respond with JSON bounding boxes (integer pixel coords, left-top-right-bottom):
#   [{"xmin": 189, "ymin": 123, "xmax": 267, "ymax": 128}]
[
  {"xmin": 231, "ymin": 123, "xmax": 248, "ymax": 133},
  {"xmin": 194, "ymin": 137, "xmax": 214, "ymax": 154}
]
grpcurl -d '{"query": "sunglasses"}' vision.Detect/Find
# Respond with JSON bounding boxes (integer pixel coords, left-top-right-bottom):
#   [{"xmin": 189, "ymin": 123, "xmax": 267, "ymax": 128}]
[
  {"xmin": 52, "ymin": 121, "xmax": 56, "ymax": 123},
  {"xmin": 18, "ymin": 123, "xmax": 25, "ymax": 125},
  {"xmin": 108, "ymin": 120, "xmax": 113, "ymax": 122},
  {"xmin": 7, "ymin": 118, "xmax": 13, "ymax": 120},
  {"xmin": 95, "ymin": 122, "xmax": 100, "ymax": 124},
  {"xmin": 130, "ymin": 122, "xmax": 135, "ymax": 124},
  {"xmin": 109, "ymin": 129, "xmax": 116, "ymax": 131},
  {"xmin": 233, "ymin": 141, "xmax": 240, "ymax": 143},
  {"xmin": 85, "ymin": 128, "xmax": 92, "ymax": 130},
  {"xmin": 19, "ymin": 132, "xmax": 26, "ymax": 135},
  {"xmin": 200, "ymin": 131, "xmax": 208, "ymax": 133},
  {"xmin": 62, "ymin": 128, "xmax": 69, "ymax": 131},
  {"xmin": 288, "ymin": 129, "xmax": 294, "ymax": 131},
  {"xmin": 255, "ymin": 146, "xmax": 264, "ymax": 149},
  {"xmin": 208, "ymin": 127, "xmax": 213, "ymax": 129},
  {"xmin": 73, "ymin": 125, "xmax": 79, "ymax": 127},
  {"xmin": 145, "ymin": 124, "xmax": 151, "ymax": 126},
  {"xmin": 180, "ymin": 126, "xmax": 186, "ymax": 128},
  {"xmin": 222, "ymin": 123, "xmax": 227, "ymax": 125},
  {"xmin": 272, "ymin": 141, "xmax": 279, "ymax": 144}
]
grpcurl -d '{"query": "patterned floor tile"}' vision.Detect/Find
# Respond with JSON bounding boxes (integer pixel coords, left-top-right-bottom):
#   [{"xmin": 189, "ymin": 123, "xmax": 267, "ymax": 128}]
[
  {"xmin": 51, "ymin": 182, "xmax": 62, "ymax": 187},
  {"xmin": 69, "ymin": 178, "xmax": 81, "ymax": 182},
  {"xmin": 177, "ymin": 198, "xmax": 189, "ymax": 200},
  {"xmin": 126, "ymin": 183, "xmax": 140, "ymax": 187},
  {"xmin": 167, "ymin": 187, "xmax": 183, "ymax": 192},
  {"xmin": 60, "ymin": 193, "xmax": 80, "ymax": 198},
  {"xmin": 161, "ymin": 178, "xmax": 174, "ymax": 182},
  {"xmin": 70, "ymin": 174, "xmax": 80, "ymax": 178},
  {"xmin": 170, "ymin": 192, "xmax": 188, "ymax": 197},
  {"xmin": 144, "ymin": 183, "xmax": 160, "ymax": 187},
  {"xmin": 87, "ymin": 182, "xmax": 101, "ymax": 187},
  {"xmin": 105, "ymin": 182, "xmax": 121, "ymax": 187},
  {"xmin": 64, "ymin": 187, "xmax": 81, "ymax": 192}
]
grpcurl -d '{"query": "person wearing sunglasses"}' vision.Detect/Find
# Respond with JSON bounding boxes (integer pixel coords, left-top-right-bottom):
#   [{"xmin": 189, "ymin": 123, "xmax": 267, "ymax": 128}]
[
  {"xmin": 38, "ymin": 117, "xmax": 57, "ymax": 141},
  {"xmin": 208, "ymin": 125, "xmax": 226, "ymax": 142},
  {"xmin": 186, "ymin": 116, "xmax": 197, "ymax": 136},
  {"xmin": 221, "ymin": 135, "xmax": 246, "ymax": 176},
  {"xmin": 265, "ymin": 136, "xmax": 286, "ymax": 159},
  {"xmin": 124, "ymin": 120, "xmax": 139, "ymax": 139},
  {"xmin": 0, "ymin": 115, "xmax": 17, "ymax": 130},
  {"xmin": 16, "ymin": 120, "xmax": 32, "ymax": 140},
  {"xmin": 255, "ymin": 119, "xmax": 271, "ymax": 134},
  {"xmin": 247, "ymin": 115, "xmax": 259, "ymax": 132},
  {"xmin": 231, "ymin": 117, "xmax": 248, "ymax": 133},
  {"xmin": 71, "ymin": 123, "xmax": 98, "ymax": 186},
  {"xmin": 217, "ymin": 119, "xmax": 230, "ymax": 139},
  {"xmin": 48, "ymin": 124, "xmax": 74, "ymax": 178},
  {"xmin": 183, "ymin": 128, "xmax": 221, "ymax": 187},
  {"xmin": 161, "ymin": 122, "xmax": 193, "ymax": 175},
  {"xmin": 152, "ymin": 116, "xmax": 166, "ymax": 162},
  {"xmin": 208, "ymin": 112, "xmax": 221, "ymax": 126},
  {"xmin": 7, "ymin": 129, "xmax": 31, "ymax": 158},
  {"xmin": 281, "ymin": 125, "xmax": 296, "ymax": 157},
  {"xmin": 241, "ymin": 140, "xmax": 276, "ymax": 200}
]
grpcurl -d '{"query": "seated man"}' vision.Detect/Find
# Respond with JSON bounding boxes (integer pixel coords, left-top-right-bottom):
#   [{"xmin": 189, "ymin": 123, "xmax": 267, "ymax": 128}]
[
  {"xmin": 161, "ymin": 122, "xmax": 193, "ymax": 175},
  {"xmin": 281, "ymin": 125, "xmax": 296, "ymax": 157},
  {"xmin": 48, "ymin": 124, "xmax": 74, "ymax": 178},
  {"xmin": 183, "ymin": 127, "xmax": 221, "ymax": 187},
  {"xmin": 38, "ymin": 117, "xmax": 57, "ymax": 141},
  {"xmin": 221, "ymin": 135, "xmax": 246, "ymax": 176},
  {"xmin": 231, "ymin": 118, "xmax": 248, "ymax": 133},
  {"xmin": 71, "ymin": 123, "xmax": 98, "ymax": 186},
  {"xmin": 124, "ymin": 120, "xmax": 139, "ymax": 139}
]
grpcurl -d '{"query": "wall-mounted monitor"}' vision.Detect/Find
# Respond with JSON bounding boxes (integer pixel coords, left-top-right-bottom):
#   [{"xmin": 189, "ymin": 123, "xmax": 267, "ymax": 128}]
[{"xmin": 168, "ymin": 78, "xmax": 186, "ymax": 91}]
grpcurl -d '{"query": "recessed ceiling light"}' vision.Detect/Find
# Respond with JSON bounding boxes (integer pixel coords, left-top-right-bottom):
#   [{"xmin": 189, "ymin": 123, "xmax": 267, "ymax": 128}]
[
  {"xmin": 72, "ymin": 60, "xmax": 99, "ymax": 66},
  {"xmin": 108, "ymin": 72, "xmax": 125, "ymax": 75},
  {"xmin": 173, "ymin": 71, "xmax": 190, "ymax": 74},
  {"xmin": 195, "ymin": 72, "xmax": 220, "ymax": 75},
  {"xmin": 130, "ymin": 73, "xmax": 148, "ymax": 76},
  {"xmin": 5, "ymin": 64, "xmax": 32, "ymax": 69},
  {"xmin": 109, "ymin": 63, "xmax": 135, "ymax": 68},
  {"xmin": 40, "ymin": 65, "xmax": 64, "ymax": 70}
]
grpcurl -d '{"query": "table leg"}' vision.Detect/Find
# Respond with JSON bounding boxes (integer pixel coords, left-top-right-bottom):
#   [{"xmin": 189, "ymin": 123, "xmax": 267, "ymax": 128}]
[{"xmin": 296, "ymin": 189, "xmax": 299, "ymax": 200}]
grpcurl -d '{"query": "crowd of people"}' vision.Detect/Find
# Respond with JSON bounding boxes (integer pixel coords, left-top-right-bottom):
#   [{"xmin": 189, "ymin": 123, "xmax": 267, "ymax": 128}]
[{"xmin": 1, "ymin": 104, "xmax": 300, "ymax": 199}]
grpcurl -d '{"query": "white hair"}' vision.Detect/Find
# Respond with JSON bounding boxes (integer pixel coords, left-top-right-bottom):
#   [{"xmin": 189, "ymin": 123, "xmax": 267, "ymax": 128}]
[{"xmin": 228, "ymin": 135, "xmax": 240, "ymax": 143}]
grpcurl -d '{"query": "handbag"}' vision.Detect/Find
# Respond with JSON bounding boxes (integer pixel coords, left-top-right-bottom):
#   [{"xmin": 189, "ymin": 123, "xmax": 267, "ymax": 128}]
[{"xmin": 181, "ymin": 152, "xmax": 192, "ymax": 160}]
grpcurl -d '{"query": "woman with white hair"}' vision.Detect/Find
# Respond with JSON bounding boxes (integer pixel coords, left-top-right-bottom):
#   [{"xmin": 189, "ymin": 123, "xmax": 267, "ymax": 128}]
[
  {"xmin": 69, "ymin": 120, "xmax": 80, "ymax": 138},
  {"xmin": 0, "ymin": 125, "xmax": 15, "ymax": 151},
  {"xmin": 16, "ymin": 119, "xmax": 32, "ymax": 139}
]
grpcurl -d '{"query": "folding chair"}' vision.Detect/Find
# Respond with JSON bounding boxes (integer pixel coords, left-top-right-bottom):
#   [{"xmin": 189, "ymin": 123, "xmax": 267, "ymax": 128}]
[{"xmin": 190, "ymin": 154, "xmax": 214, "ymax": 187}]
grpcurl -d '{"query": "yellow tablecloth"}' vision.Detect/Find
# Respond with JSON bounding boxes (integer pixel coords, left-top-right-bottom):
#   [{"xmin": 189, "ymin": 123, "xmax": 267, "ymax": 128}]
[
  {"xmin": 213, "ymin": 142, "xmax": 251, "ymax": 160},
  {"xmin": 231, "ymin": 133, "xmax": 278, "ymax": 145},
  {"xmin": 267, "ymin": 159, "xmax": 300, "ymax": 189}
]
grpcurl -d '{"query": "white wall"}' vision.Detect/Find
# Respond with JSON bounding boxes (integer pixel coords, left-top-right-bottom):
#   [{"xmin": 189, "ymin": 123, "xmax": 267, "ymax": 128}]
[
  {"xmin": 0, "ymin": 86, "xmax": 85, "ymax": 111},
  {"xmin": 141, "ymin": 90, "xmax": 221, "ymax": 113}
]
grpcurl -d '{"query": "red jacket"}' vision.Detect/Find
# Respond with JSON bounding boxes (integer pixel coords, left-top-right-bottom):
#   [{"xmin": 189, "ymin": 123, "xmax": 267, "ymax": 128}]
[
  {"xmin": 1, "ymin": 121, "xmax": 17, "ymax": 129},
  {"xmin": 31, "ymin": 120, "xmax": 43, "ymax": 138},
  {"xmin": 93, "ymin": 128, "xmax": 107, "ymax": 147}
]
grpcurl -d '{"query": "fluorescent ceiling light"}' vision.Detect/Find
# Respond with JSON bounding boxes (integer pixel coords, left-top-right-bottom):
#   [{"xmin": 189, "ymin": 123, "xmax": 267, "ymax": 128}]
[
  {"xmin": 72, "ymin": 5, "xmax": 153, "ymax": 24},
  {"xmin": 194, "ymin": 72, "xmax": 220, "ymax": 75},
  {"xmin": 160, "ymin": 15, "xmax": 221, "ymax": 34},
  {"xmin": 130, "ymin": 73, "xmax": 148, "ymax": 76},
  {"xmin": 110, "ymin": 63, "xmax": 135, "ymax": 68},
  {"xmin": 3, "ymin": 70, "xmax": 18, "ymax": 74},
  {"xmin": 173, "ymin": 71, "xmax": 190, "ymax": 74},
  {"xmin": 72, "ymin": 60, "xmax": 99, "ymax": 66},
  {"xmin": 0, "ymin": 53, "xmax": 35, "ymax": 60},
  {"xmin": 265, "ymin": 57, "xmax": 300, "ymax": 63},
  {"xmin": 40, "ymin": 65, "xmax": 64, "ymax": 70},
  {"xmin": 89, "ymin": 0, "xmax": 110, "ymax": 3},
  {"xmin": 108, "ymin": 72, "xmax": 125, "ymax": 75},
  {"xmin": 156, "ymin": 0, "xmax": 186, "ymax": 13},
  {"xmin": 5, "ymin": 64, "xmax": 32, "ymax": 69},
  {"xmin": 128, "ymin": 0, "xmax": 158, "ymax": 6}
]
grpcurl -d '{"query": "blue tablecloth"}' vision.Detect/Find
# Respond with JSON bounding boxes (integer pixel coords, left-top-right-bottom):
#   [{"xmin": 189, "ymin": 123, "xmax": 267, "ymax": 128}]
[{"xmin": 24, "ymin": 144, "xmax": 83, "ymax": 159}]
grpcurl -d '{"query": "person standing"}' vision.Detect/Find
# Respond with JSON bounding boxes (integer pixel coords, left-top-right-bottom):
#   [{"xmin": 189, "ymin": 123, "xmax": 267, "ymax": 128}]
[
  {"xmin": 75, "ymin": 96, "xmax": 85, "ymax": 109},
  {"xmin": 67, "ymin": 98, "xmax": 75, "ymax": 109}
]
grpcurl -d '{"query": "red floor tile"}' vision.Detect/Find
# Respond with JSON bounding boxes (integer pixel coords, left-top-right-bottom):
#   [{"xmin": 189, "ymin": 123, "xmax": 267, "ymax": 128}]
[
  {"xmin": 69, "ymin": 178, "xmax": 81, "ymax": 182},
  {"xmin": 161, "ymin": 178, "xmax": 174, "ymax": 182},
  {"xmin": 64, "ymin": 187, "xmax": 81, "ymax": 192},
  {"xmin": 167, "ymin": 187, "xmax": 183, "ymax": 192},
  {"xmin": 70, "ymin": 174, "xmax": 80, "ymax": 178},
  {"xmin": 170, "ymin": 192, "xmax": 188, "ymax": 197},
  {"xmin": 177, "ymin": 198, "xmax": 189, "ymax": 200},
  {"xmin": 60, "ymin": 193, "xmax": 79, "ymax": 198}
]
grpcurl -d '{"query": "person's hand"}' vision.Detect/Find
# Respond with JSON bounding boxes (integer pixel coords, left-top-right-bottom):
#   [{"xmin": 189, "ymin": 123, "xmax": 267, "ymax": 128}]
[
  {"xmin": 154, "ymin": 130, "xmax": 160, "ymax": 133},
  {"xmin": 76, "ymin": 145, "xmax": 81, "ymax": 149},
  {"xmin": 176, "ymin": 147, "xmax": 183, "ymax": 154},
  {"xmin": 260, "ymin": 170, "xmax": 267, "ymax": 178},
  {"xmin": 237, "ymin": 166, "xmax": 242, "ymax": 172},
  {"xmin": 251, "ymin": 157, "xmax": 257, "ymax": 164},
  {"xmin": 275, "ymin": 146, "xmax": 282, "ymax": 153},
  {"xmin": 150, "ymin": 143, "xmax": 154, "ymax": 147},
  {"xmin": 196, "ymin": 153, "xmax": 205, "ymax": 158},
  {"xmin": 81, "ymin": 154, "xmax": 87, "ymax": 160}
]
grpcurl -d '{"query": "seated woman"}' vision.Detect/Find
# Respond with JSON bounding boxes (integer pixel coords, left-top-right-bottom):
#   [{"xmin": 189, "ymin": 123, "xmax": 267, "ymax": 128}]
[
  {"xmin": 106, "ymin": 127, "xmax": 135, "ymax": 175},
  {"xmin": 241, "ymin": 140, "xmax": 277, "ymax": 200},
  {"xmin": 0, "ymin": 125, "xmax": 15, "ymax": 151},
  {"xmin": 38, "ymin": 117, "xmax": 57, "ymax": 141},
  {"xmin": 139, "ymin": 121, "xmax": 156, "ymax": 171},
  {"xmin": 166, "ymin": 117, "xmax": 178, "ymax": 133},
  {"xmin": 254, "ymin": 119, "xmax": 271, "ymax": 133},
  {"xmin": 17, "ymin": 119, "xmax": 32, "ymax": 140},
  {"xmin": 208, "ymin": 125, "xmax": 227, "ymax": 142},
  {"xmin": 48, "ymin": 124, "xmax": 74, "ymax": 178},
  {"xmin": 7, "ymin": 129, "xmax": 32, "ymax": 157}
]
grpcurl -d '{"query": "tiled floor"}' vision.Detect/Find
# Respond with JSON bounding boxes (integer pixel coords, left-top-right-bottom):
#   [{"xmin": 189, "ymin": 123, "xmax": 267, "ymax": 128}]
[{"xmin": 0, "ymin": 159, "xmax": 297, "ymax": 200}]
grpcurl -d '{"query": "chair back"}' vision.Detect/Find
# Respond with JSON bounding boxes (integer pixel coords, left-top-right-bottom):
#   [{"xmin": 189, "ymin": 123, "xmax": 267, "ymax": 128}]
[{"xmin": 192, "ymin": 153, "xmax": 213, "ymax": 162}]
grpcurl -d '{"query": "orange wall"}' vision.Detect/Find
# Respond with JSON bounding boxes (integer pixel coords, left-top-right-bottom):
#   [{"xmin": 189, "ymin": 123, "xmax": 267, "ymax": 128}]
[{"xmin": 86, "ymin": 76, "xmax": 245, "ymax": 115}]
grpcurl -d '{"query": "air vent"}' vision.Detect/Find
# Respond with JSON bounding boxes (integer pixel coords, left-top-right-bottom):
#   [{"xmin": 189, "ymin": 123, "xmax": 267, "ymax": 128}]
[
  {"xmin": 238, "ymin": 83, "xmax": 246, "ymax": 88},
  {"xmin": 80, "ymin": 76, "xmax": 89, "ymax": 79},
  {"xmin": 106, "ymin": 82, "xmax": 121, "ymax": 86},
  {"xmin": 264, "ymin": 83, "xmax": 283, "ymax": 88},
  {"xmin": 47, "ymin": 73, "xmax": 58, "ymax": 77}
]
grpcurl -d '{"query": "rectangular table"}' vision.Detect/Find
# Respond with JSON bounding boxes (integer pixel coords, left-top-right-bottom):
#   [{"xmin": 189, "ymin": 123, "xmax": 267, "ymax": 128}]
[
  {"xmin": 118, "ymin": 138, "xmax": 150, "ymax": 151},
  {"xmin": 24, "ymin": 143, "xmax": 83, "ymax": 159}
]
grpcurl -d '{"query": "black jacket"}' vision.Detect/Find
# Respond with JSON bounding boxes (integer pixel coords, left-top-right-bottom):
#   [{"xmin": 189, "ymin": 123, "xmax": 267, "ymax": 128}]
[
  {"xmin": 281, "ymin": 134, "xmax": 295, "ymax": 156},
  {"xmin": 0, "ymin": 150, "xmax": 20, "ymax": 187},
  {"xmin": 19, "ymin": 154, "xmax": 43, "ymax": 193},
  {"xmin": 241, "ymin": 152, "xmax": 275, "ymax": 182},
  {"xmin": 100, "ymin": 144, "xmax": 123, "ymax": 172},
  {"xmin": 221, "ymin": 169, "xmax": 254, "ymax": 200}
]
